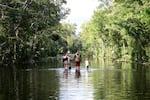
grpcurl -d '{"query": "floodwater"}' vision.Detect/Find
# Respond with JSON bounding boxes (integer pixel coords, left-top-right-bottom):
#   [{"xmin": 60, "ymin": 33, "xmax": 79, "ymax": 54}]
[{"xmin": 0, "ymin": 61, "xmax": 150, "ymax": 100}]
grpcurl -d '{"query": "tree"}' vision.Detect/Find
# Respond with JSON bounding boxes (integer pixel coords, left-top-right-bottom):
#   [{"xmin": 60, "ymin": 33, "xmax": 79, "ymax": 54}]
[
  {"xmin": 80, "ymin": 0, "xmax": 150, "ymax": 63},
  {"xmin": 0, "ymin": 0, "xmax": 69, "ymax": 65}
]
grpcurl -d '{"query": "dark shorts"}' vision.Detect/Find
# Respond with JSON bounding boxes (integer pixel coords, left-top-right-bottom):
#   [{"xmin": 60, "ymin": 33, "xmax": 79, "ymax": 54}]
[{"xmin": 75, "ymin": 61, "xmax": 80, "ymax": 66}]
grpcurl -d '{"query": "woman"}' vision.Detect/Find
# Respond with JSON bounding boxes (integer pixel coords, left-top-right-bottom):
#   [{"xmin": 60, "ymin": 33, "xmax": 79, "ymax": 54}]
[{"xmin": 63, "ymin": 53, "xmax": 68, "ymax": 70}]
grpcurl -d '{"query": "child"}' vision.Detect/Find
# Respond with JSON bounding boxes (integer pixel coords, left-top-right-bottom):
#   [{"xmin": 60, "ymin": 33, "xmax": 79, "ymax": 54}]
[
  {"xmin": 85, "ymin": 58, "xmax": 89, "ymax": 69},
  {"xmin": 67, "ymin": 54, "xmax": 71, "ymax": 70}
]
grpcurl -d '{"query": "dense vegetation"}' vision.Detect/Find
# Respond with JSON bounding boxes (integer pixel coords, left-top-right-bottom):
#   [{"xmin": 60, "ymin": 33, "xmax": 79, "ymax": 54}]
[
  {"xmin": 0, "ymin": 0, "xmax": 149, "ymax": 66},
  {"xmin": 0, "ymin": 0, "xmax": 79, "ymax": 65},
  {"xmin": 80, "ymin": 0, "xmax": 150, "ymax": 64}
]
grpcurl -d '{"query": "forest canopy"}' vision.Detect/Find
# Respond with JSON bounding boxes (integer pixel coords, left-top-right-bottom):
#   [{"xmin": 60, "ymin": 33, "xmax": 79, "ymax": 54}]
[
  {"xmin": 0, "ymin": 0, "xmax": 77, "ymax": 65},
  {"xmin": 0, "ymin": 0, "xmax": 149, "ymax": 66},
  {"xmin": 80, "ymin": 0, "xmax": 150, "ymax": 63}
]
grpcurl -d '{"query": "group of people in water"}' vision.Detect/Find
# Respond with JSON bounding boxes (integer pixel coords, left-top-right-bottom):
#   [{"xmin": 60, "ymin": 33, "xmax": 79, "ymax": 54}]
[{"xmin": 62, "ymin": 50, "xmax": 89, "ymax": 78}]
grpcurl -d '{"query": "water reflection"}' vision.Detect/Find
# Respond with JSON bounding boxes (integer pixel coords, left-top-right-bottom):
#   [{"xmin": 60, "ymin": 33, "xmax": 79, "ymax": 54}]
[
  {"xmin": 92, "ymin": 63, "xmax": 150, "ymax": 100},
  {"xmin": 0, "ymin": 62, "xmax": 150, "ymax": 100},
  {"xmin": 59, "ymin": 68, "xmax": 94, "ymax": 100},
  {"xmin": 75, "ymin": 69, "xmax": 81, "ymax": 78}
]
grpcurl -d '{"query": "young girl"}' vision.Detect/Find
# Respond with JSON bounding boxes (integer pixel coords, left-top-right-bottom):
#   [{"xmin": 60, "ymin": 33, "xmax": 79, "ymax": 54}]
[{"xmin": 85, "ymin": 58, "xmax": 89, "ymax": 69}]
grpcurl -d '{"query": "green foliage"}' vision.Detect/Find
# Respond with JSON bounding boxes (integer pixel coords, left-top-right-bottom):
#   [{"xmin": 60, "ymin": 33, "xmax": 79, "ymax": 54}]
[
  {"xmin": 80, "ymin": 0, "xmax": 150, "ymax": 62},
  {"xmin": 0, "ymin": 0, "xmax": 70, "ymax": 65},
  {"xmin": 56, "ymin": 22, "xmax": 77, "ymax": 53}
]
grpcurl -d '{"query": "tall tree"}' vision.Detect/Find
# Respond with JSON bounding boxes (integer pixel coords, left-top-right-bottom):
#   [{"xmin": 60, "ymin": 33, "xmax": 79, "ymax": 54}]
[
  {"xmin": 80, "ymin": 0, "xmax": 150, "ymax": 63},
  {"xmin": 0, "ymin": 0, "xmax": 69, "ymax": 65}
]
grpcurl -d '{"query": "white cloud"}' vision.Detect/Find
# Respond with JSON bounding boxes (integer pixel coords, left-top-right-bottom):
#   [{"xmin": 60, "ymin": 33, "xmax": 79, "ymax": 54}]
[{"xmin": 63, "ymin": 0, "xmax": 99, "ymax": 34}]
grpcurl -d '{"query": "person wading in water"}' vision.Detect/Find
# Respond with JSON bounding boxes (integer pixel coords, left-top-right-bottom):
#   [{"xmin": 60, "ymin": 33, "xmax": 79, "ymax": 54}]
[
  {"xmin": 63, "ymin": 53, "xmax": 69, "ymax": 70},
  {"xmin": 74, "ymin": 51, "xmax": 81, "ymax": 70}
]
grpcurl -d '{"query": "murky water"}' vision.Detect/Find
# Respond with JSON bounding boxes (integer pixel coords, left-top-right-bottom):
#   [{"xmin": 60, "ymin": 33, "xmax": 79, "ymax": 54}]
[{"xmin": 0, "ymin": 62, "xmax": 150, "ymax": 100}]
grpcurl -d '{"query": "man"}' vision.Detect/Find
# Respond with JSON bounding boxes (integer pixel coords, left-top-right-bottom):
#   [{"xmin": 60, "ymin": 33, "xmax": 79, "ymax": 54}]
[{"xmin": 74, "ymin": 51, "xmax": 81, "ymax": 70}]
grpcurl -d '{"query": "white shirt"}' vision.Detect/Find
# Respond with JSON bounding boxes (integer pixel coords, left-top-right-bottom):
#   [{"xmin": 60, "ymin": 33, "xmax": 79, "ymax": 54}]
[{"xmin": 85, "ymin": 60, "xmax": 89, "ymax": 67}]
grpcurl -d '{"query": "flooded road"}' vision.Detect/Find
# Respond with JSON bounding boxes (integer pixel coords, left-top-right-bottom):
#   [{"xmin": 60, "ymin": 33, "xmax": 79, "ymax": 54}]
[{"xmin": 0, "ymin": 62, "xmax": 150, "ymax": 100}]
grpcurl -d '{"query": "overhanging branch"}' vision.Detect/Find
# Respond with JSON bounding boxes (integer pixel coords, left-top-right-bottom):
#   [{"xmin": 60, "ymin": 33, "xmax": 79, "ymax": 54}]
[{"xmin": 0, "ymin": 4, "xmax": 18, "ymax": 10}]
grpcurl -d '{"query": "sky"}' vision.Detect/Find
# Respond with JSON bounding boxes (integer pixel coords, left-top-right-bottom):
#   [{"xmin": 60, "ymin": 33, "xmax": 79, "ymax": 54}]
[{"xmin": 63, "ymin": 0, "xmax": 99, "ymax": 34}]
